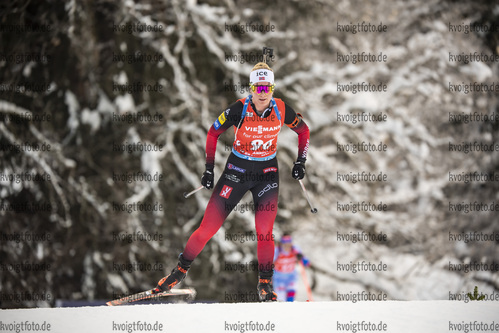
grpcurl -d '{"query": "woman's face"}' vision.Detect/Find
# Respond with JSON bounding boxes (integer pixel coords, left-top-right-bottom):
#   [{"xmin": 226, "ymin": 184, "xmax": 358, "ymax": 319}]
[
  {"xmin": 282, "ymin": 243, "xmax": 292, "ymax": 252},
  {"xmin": 251, "ymin": 83, "xmax": 274, "ymax": 112}
]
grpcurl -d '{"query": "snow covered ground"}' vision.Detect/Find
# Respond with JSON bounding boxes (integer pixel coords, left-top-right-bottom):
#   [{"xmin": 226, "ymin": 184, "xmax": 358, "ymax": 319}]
[{"xmin": 1, "ymin": 301, "xmax": 498, "ymax": 333}]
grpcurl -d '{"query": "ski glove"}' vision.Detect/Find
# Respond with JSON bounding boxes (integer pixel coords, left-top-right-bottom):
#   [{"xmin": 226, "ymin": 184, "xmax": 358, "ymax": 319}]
[
  {"xmin": 292, "ymin": 160, "xmax": 306, "ymax": 180},
  {"xmin": 201, "ymin": 167, "xmax": 214, "ymax": 189}
]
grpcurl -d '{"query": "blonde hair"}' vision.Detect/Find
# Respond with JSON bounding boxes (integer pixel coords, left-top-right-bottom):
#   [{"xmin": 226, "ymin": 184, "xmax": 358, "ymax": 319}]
[{"xmin": 251, "ymin": 62, "xmax": 273, "ymax": 72}]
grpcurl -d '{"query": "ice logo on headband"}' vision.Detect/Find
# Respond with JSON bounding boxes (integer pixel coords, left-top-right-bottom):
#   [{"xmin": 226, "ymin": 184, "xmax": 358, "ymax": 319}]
[{"xmin": 250, "ymin": 69, "xmax": 274, "ymax": 85}]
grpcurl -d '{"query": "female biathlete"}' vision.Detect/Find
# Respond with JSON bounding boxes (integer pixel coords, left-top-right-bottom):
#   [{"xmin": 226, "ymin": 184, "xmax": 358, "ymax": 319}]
[
  {"xmin": 273, "ymin": 234, "xmax": 311, "ymax": 302},
  {"xmin": 154, "ymin": 61, "xmax": 310, "ymax": 301}
]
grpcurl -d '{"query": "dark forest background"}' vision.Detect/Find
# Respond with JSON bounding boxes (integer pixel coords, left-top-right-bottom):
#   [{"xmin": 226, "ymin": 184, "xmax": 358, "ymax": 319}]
[{"xmin": 1, "ymin": 0, "xmax": 498, "ymax": 307}]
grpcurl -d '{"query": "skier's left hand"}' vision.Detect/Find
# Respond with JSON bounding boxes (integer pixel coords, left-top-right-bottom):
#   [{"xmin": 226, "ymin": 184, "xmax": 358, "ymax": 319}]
[{"xmin": 292, "ymin": 160, "xmax": 306, "ymax": 180}]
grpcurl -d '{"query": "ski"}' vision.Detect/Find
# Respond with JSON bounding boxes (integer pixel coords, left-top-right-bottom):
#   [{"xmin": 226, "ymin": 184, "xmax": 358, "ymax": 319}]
[{"xmin": 106, "ymin": 288, "xmax": 196, "ymax": 306}]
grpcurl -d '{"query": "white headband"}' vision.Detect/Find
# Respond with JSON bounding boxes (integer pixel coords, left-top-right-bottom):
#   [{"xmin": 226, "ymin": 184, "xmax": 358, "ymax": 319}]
[{"xmin": 249, "ymin": 69, "xmax": 274, "ymax": 85}]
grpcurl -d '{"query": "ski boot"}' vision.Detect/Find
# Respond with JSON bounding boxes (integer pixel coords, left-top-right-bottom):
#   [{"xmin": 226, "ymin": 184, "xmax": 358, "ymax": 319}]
[
  {"xmin": 257, "ymin": 270, "xmax": 277, "ymax": 302},
  {"xmin": 154, "ymin": 253, "xmax": 193, "ymax": 293}
]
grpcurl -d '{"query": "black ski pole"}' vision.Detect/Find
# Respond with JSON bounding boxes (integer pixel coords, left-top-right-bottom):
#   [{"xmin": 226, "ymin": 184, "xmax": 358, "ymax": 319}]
[
  {"xmin": 183, "ymin": 185, "xmax": 204, "ymax": 198},
  {"xmin": 298, "ymin": 179, "xmax": 318, "ymax": 213}
]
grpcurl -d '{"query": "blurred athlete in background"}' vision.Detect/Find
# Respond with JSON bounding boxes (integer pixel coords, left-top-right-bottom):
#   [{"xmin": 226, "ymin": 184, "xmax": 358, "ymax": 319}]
[{"xmin": 273, "ymin": 234, "xmax": 311, "ymax": 302}]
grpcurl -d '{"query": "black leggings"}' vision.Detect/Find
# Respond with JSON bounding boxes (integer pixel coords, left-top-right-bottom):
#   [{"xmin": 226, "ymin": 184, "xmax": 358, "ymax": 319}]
[{"xmin": 183, "ymin": 153, "xmax": 279, "ymax": 271}]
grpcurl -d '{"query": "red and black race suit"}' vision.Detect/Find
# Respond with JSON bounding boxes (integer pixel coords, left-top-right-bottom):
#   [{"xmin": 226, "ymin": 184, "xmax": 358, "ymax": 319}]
[{"xmin": 182, "ymin": 97, "xmax": 310, "ymax": 272}]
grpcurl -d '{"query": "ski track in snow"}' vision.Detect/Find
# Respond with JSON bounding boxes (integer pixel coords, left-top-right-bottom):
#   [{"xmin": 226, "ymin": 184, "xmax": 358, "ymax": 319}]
[{"xmin": 1, "ymin": 301, "xmax": 498, "ymax": 333}]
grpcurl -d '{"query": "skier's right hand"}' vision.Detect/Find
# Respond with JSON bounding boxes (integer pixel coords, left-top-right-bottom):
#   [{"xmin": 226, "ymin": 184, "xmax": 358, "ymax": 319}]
[{"xmin": 201, "ymin": 167, "xmax": 214, "ymax": 189}]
